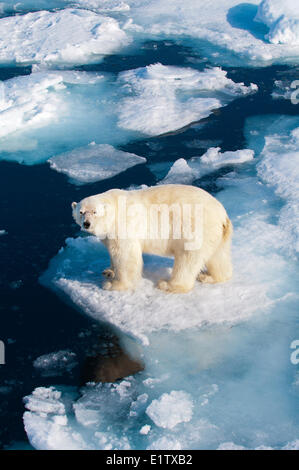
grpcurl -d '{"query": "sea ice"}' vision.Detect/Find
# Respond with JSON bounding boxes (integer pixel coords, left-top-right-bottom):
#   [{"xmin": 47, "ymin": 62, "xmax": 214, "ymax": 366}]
[
  {"xmin": 120, "ymin": 0, "xmax": 299, "ymax": 66},
  {"xmin": 146, "ymin": 391, "xmax": 193, "ymax": 429},
  {"xmin": 160, "ymin": 148, "xmax": 254, "ymax": 184},
  {"xmin": 0, "ymin": 9, "xmax": 130, "ymax": 66},
  {"xmin": 33, "ymin": 350, "xmax": 77, "ymax": 377},
  {"xmin": 0, "ymin": 65, "xmax": 257, "ymax": 166},
  {"xmin": 245, "ymin": 115, "xmax": 299, "ymax": 253},
  {"xmin": 0, "ymin": 70, "xmax": 133, "ymax": 165},
  {"xmin": 117, "ymin": 64, "xmax": 257, "ymax": 136},
  {"xmin": 2, "ymin": 1, "xmax": 299, "ymax": 66},
  {"xmin": 255, "ymin": 0, "xmax": 299, "ymax": 45},
  {"xmin": 48, "ymin": 143, "xmax": 146, "ymax": 184}
]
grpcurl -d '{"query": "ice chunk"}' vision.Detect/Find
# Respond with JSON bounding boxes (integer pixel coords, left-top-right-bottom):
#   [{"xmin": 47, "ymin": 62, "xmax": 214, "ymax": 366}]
[
  {"xmin": 33, "ymin": 350, "xmax": 77, "ymax": 377},
  {"xmin": 160, "ymin": 149, "xmax": 254, "ymax": 184},
  {"xmin": 198, "ymin": 147, "xmax": 254, "ymax": 167},
  {"xmin": 0, "ymin": 229, "xmax": 7, "ymax": 236},
  {"xmin": 255, "ymin": 0, "xmax": 299, "ymax": 45},
  {"xmin": 160, "ymin": 159, "xmax": 195, "ymax": 185},
  {"xmin": 48, "ymin": 143, "xmax": 146, "ymax": 184},
  {"xmin": 140, "ymin": 424, "xmax": 151, "ymax": 435},
  {"xmin": 117, "ymin": 64, "xmax": 257, "ymax": 136},
  {"xmin": 146, "ymin": 391, "xmax": 193, "ymax": 429},
  {"xmin": 0, "ymin": 9, "xmax": 130, "ymax": 66}
]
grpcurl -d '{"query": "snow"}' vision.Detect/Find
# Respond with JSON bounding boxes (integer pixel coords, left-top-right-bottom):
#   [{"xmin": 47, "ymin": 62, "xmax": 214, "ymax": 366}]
[
  {"xmin": 146, "ymin": 391, "xmax": 193, "ymax": 429},
  {"xmin": 48, "ymin": 143, "xmax": 146, "ymax": 184},
  {"xmin": 0, "ymin": 9, "xmax": 130, "ymax": 66},
  {"xmin": 160, "ymin": 149, "xmax": 254, "ymax": 184},
  {"xmin": 255, "ymin": 0, "xmax": 299, "ymax": 45},
  {"xmin": 117, "ymin": 64, "xmax": 258, "ymax": 136},
  {"xmin": 33, "ymin": 350, "xmax": 77, "ymax": 377}
]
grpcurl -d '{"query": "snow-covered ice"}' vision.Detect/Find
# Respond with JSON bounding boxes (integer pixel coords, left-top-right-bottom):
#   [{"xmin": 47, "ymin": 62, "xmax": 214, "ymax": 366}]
[
  {"xmin": 48, "ymin": 143, "xmax": 146, "ymax": 184},
  {"xmin": 255, "ymin": 0, "xmax": 299, "ymax": 45},
  {"xmin": 146, "ymin": 391, "xmax": 193, "ymax": 429},
  {"xmin": 160, "ymin": 149, "xmax": 254, "ymax": 184},
  {"xmin": 0, "ymin": 72, "xmax": 65, "ymax": 141},
  {"xmin": 245, "ymin": 115, "xmax": 299, "ymax": 253},
  {"xmin": 0, "ymin": 70, "xmax": 134, "ymax": 165},
  {"xmin": 2, "ymin": 1, "xmax": 299, "ymax": 66},
  {"xmin": 117, "ymin": 64, "xmax": 258, "ymax": 136},
  {"xmin": 0, "ymin": 9, "xmax": 130, "ymax": 66}
]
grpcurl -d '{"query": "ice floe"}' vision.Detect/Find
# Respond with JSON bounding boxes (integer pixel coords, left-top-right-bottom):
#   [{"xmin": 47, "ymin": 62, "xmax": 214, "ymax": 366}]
[
  {"xmin": 119, "ymin": 0, "xmax": 299, "ymax": 66},
  {"xmin": 255, "ymin": 0, "xmax": 299, "ymax": 45},
  {"xmin": 0, "ymin": 9, "xmax": 130, "ymax": 66},
  {"xmin": 2, "ymin": 1, "xmax": 299, "ymax": 66},
  {"xmin": 245, "ymin": 115, "xmax": 299, "ymax": 253},
  {"xmin": 0, "ymin": 70, "xmax": 132, "ymax": 165},
  {"xmin": 117, "ymin": 64, "xmax": 258, "ymax": 136},
  {"xmin": 160, "ymin": 149, "xmax": 254, "ymax": 184},
  {"xmin": 0, "ymin": 72, "xmax": 65, "ymax": 141},
  {"xmin": 146, "ymin": 391, "xmax": 193, "ymax": 429},
  {"xmin": 48, "ymin": 143, "xmax": 146, "ymax": 184}
]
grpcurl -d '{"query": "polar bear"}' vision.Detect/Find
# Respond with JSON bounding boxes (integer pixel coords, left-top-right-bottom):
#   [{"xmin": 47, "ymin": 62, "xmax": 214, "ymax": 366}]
[{"xmin": 72, "ymin": 184, "xmax": 233, "ymax": 294}]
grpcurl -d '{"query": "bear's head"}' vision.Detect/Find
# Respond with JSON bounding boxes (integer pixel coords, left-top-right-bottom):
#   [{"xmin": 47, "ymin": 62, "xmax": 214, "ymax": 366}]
[{"xmin": 72, "ymin": 194, "xmax": 116, "ymax": 239}]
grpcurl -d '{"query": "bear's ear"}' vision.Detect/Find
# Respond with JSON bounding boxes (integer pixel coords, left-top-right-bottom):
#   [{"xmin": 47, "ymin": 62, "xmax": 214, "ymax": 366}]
[{"xmin": 72, "ymin": 202, "xmax": 77, "ymax": 209}]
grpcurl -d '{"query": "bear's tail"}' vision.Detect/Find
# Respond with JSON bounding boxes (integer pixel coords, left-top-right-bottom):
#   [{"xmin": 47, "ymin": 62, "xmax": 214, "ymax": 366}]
[{"xmin": 223, "ymin": 216, "xmax": 233, "ymax": 242}]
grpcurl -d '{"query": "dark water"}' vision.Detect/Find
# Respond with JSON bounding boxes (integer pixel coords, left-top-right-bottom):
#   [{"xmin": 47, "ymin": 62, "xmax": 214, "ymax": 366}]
[{"xmin": 0, "ymin": 40, "xmax": 298, "ymax": 449}]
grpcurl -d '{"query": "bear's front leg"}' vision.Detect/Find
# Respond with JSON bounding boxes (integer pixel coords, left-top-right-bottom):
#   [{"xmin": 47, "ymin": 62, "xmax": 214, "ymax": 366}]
[{"xmin": 102, "ymin": 240, "xmax": 143, "ymax": 291}]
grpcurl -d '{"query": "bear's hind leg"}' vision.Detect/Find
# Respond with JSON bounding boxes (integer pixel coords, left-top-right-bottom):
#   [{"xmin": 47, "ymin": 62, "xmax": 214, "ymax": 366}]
[
  {"xmin": 199, "ymin": 238, "xmax": 232, "ymax": 284},
  {"xmin": 158, "ymin": 251, "xmax": 205, "ymax": 294}
]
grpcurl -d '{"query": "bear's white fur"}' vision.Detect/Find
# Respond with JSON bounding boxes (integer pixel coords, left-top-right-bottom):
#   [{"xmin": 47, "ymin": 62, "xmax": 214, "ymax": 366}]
[{"xmin": 72, "ymin": 184, "xmax": 233, "ymax": 294}]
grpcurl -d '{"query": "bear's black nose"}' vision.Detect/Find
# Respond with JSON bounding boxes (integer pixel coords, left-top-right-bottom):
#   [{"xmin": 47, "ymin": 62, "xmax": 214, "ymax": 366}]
[{"xmin": 84, "ymin": 221, "xmax": 90, "ymax": 229}]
